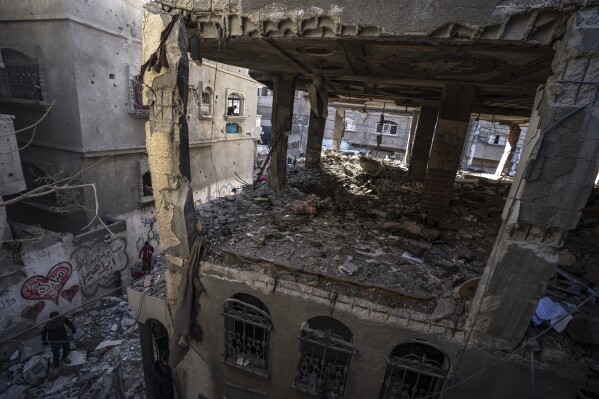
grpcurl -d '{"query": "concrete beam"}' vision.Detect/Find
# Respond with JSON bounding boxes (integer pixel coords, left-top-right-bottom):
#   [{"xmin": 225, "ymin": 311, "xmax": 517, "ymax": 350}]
[
  {"xmin": 305, "ymin": 77, "xmax": 328, "ymax": 169},
  {"xmin": 142, "ymin": 8, "xmax": 197, "ymax": 300},
  {"xmin": 404, "ymin": 109, "xmax": 420, "ymax": 166},
  {"xmin": 494, "ymin": 123, "xmax": 521, "ymax": 176},
  {"xmin": 269, "ymin": 73, "xmax": 296, "ymax": 189},
  {"xmin": 331, "ymin": 108, "xmax": 345, "ymax": 151},
  {"xmin": 470, "ymin": 8, "xmax": 599, "ymax": 345},
  {"xmin": 420, "ymin": 85, "xmax": 474, "ymax": 216},
  {"xmin": 408, "ymin": 107, "xmax": 438, "ymax": 181}
]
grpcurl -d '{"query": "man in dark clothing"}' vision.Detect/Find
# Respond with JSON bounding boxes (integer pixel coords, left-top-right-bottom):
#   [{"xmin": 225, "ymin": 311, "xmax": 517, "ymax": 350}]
[
  {"xmin": 42, "ymin": 311, "xmax": 76, "ymax": 367},
  {"xmin": 139, "ymin": 241, "xmax": 155, "ymax": 271},
  {"xmin": 153, "ymin": 353, "xmax": 174, "ymax": 399}
]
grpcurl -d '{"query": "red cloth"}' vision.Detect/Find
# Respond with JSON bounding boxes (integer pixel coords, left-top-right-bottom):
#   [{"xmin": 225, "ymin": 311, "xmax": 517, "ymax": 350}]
[{"xmin": 139, "ymin": 244, "xmax": 154, "ymax": 263}]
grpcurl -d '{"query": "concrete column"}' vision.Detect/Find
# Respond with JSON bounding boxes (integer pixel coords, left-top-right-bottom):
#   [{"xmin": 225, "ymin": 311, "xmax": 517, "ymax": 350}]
[
  {"xmin": 142, "ymin": 8, "xmax": 197, "ymax": 305},
  {"xmin": 404, "ymin": 109, "xmax": 420, "ymax": 165},
  {"xmin": 470, "ymin": 8, "xmax": 599, "ymax": 346},
  {"xmin": 331, "ymin": 108, "xmax": 345, "ymax": 151},
  {"xmin": 138, "ymin": 321, "xmax": 156, "ymax": 399},
  {"xmin": 305, "ymin": 77, "xmax": 328, "ymax": 169},
  {"xmin": 269, "ymin": 73, "xmax": 295, "ymax": 189},
  {"xmin": 407, "ymin": 107, "xmax": 438, "ymax": 181},
  {"xmin": 494, "ymin": 123, "xmax": 522, "ymax": 176},
  {"xmin": 420, "ymin": 86, "xmax": 474, "ymax": 216}
]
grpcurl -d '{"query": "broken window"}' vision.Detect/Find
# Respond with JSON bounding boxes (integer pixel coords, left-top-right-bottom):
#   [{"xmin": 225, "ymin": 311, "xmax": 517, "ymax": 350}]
[
  {"xmin": 227, "ymin": 92, "xmax": 243, "ymax": 116},
  {"xmin": 200, "ymin": 88, "xmax": 213, "ymax": 117},
  {"xmin": 379, "ymin": 341, "xmax": 450, "ymax": 399},
  {"xmin": 345, "ymin": 118, "xmax": 356, "ymax": 132},
  {"xmin": 294, "ymin": 316, "xmax": 355, "ymax": 397},
  {"xmin": 376, "ymin": 123, "xmax": 398, "ymax": 135},
  {"xmin": 0, "ymin": 48, "xmax": 43, "ymax": 102},
  {"xmin": 223, "ymin": 293, "xmax": 272, "ymax": 377}
]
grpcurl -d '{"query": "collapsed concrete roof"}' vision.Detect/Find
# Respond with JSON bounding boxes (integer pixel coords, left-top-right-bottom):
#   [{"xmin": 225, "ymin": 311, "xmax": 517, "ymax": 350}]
[{"xmin": 151, "ymin": 0, "xmax": 576, "ymax": 118}]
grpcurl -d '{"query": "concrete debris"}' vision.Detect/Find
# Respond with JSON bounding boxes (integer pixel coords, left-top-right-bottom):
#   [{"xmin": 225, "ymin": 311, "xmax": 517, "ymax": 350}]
[
  {"xmin": 338, "ymin": 261, "xmax": 360, "ymax": 276},
  {"xmin": 0, "ymin": 293, "xmax": 147, "ymax": 399},
  {"xmin": 95, "ymin": 340, "xmax": 124, "ymax": 351},
  {"xmin": 558, "ymin": 250, "xmax": 576, "ymax": 266},
  {"xmin": 401, "ymin": 252, "xmax": 424, "ymax": 264},
  {"xmin": 432, "ymin": 298, "xmax": 457, "ymax": 321}
]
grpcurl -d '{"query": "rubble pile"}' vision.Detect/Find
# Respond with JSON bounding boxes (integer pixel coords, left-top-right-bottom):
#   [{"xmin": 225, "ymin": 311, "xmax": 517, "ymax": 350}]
[
  {"xmin": 198, "ymin": 152, "xmax": 508, "ymax": 311},
  {"xmin": 0, "ymin": 296, "xmax": 146, "ymax": 399}
]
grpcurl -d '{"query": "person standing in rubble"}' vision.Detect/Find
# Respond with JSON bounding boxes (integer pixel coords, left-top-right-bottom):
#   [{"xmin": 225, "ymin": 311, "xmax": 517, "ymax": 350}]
[
  {"xmin": 42, "ymin": 311, "xmax": 76, "ymax": 367},
  {"xmin": 153, "ymin": 353, "xmax": 174, "ymax": 399},
  {"xmin": 139, "ymin": 241, "xmax": 155, "ymax": 272}
]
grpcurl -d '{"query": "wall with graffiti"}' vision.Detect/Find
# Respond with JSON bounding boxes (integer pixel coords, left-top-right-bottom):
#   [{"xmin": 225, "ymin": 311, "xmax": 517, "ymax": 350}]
[
  {"xmin": 118, "ymin": 206, "xmax": 161, "ymax": 267},
  {"xmin": 0, "ymin": 225, "xmax": 131, "ymax": 340},
  {"xmin": 193, "ymin": 178, "xmax": 243, "ymax": 208}
]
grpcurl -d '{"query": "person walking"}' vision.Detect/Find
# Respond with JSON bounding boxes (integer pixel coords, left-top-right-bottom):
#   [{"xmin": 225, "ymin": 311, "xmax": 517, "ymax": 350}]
[
  {"xmin": 42, "ymin": 311, "xmax": 76, "ymax": 367},
  {"xmin": 139, "ymin": 241, "xmax": 155, "ymax": 272}
]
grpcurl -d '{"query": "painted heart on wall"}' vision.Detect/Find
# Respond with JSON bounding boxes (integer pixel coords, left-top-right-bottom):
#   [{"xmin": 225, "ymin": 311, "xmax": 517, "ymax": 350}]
[
  {"xmin": 60, "ymin": 285, "xmax": 79, "ymax": 302},
  {"xmin": 21, "ymin": 262, "xmax": 73, "ymax": 305},
  {"xmin": 21, "ymin": 301, "xmax": 45, "ymax": 321}
]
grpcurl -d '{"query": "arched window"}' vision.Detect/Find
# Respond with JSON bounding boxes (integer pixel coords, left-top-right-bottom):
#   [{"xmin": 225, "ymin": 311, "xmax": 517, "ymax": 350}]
[
  {"xmin": 223, "ymin": 293, "xmax": 272, "ymax": 376},
  {"xmin": 0, "ymin": 48, "xmax": 43, "ymax": 101},
  {"xmin": 226, "ymin": 92, "xmax": 243, "ymax": 116},
  {"xmin": 150, "ymin": 319, "xmax": 170, "ymax": 361},
  {"xmin": 200, "ymin": 87, "xmax": 213, "ymax": 117},
  {"xmin": 294, "ymin": 316, "xmax": 355, "ymax": 397},
  {"xmin": 379, "ymin": 341, "xmax": 450, "ymax": 399}
]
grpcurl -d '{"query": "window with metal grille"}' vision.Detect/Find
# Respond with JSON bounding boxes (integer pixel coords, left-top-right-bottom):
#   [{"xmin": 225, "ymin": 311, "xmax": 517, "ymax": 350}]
[
  {"xmin": 344, "ymin": 118, "xmax": 356, "ymax": 132},
  {"xmin": 294, "ymin": 316, "xmax": 355, "ymax": 397},
  {"xmin": 128, "ymin": 74, "xmax": 149, "ymax": 117},
  {"xmin": 379, "ymin": 341, "xmax": 450, "ymax": 399},
  {"xmin": 200, "ymin": 88, "xmax": 213, "ymax": 117},
  {"xmin": 0, "ymin": 48, "xmax": 43, "ymax": 102},
  {"xmin": 223, "ymin": 294, "xmax": 271, "ymax": 377}
]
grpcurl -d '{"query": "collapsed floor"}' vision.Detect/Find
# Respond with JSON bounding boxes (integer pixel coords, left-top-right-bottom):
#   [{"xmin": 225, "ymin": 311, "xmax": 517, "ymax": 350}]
[{"xmin": 0, "ymin": 293, "xmax": 147, "ymax": 399}]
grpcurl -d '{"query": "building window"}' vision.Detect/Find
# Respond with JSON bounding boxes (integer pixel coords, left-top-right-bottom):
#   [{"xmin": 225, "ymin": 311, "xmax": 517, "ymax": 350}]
[
  {"xmin": 200, "ymin": 88, "xmax": 213, "ymax": 118},
  {"xmin": 223, "ymin": 294, "xmax": 272, "ymax": 377},
  {"xmin": 345, "ymin": 118, "xmax": 356, "ymax": 132},
  {"xmin": 0, "ymin": 48, "xmax": 43, "ymax": 102},
  {"xmin": 294, "ymin": 316, "xmax": 355, "ymax": 397},
  {"xmin": 379, "ymin": 341, "xmax": 450, "ymax": 399},
  {"xmin": 128, "ymin": 74, "xmax": 149, "ymax": 118},
  {"xmin": 376, "ymin": 123, "xmax": 398, "ymax": 135},
  {"xmin": 486, "ymin": 134, "xmax": 506, "ymax": 146},
  {"xmin": 227, "ymin": 92, "xmax": 243, "ymax": 116},
  {"xmin": 139, "ymin": 165, "xmax": 154, "ymax": 206}
]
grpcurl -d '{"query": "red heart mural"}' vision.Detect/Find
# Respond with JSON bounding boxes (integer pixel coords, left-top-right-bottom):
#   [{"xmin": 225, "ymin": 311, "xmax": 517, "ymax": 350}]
[
  {"xmin": 60, "ymin": 285, "xmax": 79, "ymax": 302},
  {"xmin": 21, "ymin": 301, "xmax": 45, "ymax": 321},
  {"xmin": 21, "ymin": 263, "xmax": 72, "ymax": 305}
]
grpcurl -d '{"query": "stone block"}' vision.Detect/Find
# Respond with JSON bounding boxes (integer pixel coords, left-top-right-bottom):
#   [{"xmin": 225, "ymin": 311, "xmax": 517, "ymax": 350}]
[
  {"xmin": 0, "ymin": 384, "xmax": 27, "ymax": 399},
  {"xmin": 432, "ymin": 298, "xmax": 456, "ymax": 321}
]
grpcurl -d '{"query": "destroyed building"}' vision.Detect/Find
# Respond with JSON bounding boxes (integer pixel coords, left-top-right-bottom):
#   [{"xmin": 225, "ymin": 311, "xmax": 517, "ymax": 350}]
[
  {"xmin": 126, "ymin": 1, "xmax": 599, "ymax": 399},
  {"xmin": 0, "ymin": 0, "xmax": 262, "ymax": 346}
]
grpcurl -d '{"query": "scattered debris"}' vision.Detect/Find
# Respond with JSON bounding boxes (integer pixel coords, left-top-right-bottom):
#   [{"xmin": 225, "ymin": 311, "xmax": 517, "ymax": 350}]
[{"xmin": 532, "ymin": 297, "xmax": 573, "ymax": 333}]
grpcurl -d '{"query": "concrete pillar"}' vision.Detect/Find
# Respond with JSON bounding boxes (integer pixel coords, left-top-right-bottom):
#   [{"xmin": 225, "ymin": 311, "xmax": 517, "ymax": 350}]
[
  {"xmin": 269, "ymin": 73, "xmax": 295, "ymax": 189},
  {"xmin": 138, "ymin": 321, "xmax": 156, "ymax": 399},
  {"xmin": 420, "ymin": 86, "xmax": 474, "ymax": 216},
  {"xmin": 305, "ymin": 77, "xmax": 328, "ymax": 169},
  {"xmin": 494, "ymin": 123, "xmax": 522, "ymax": 176},
  {"xmin": 470, "ymin": 8, "xmax": 599, "ymax": 346},
  {"xmin": 407, "ymin": 107, "xmax": 438, "ymax": 181},
  {"xmin": 142, "ymin": 8, "xmax": 197, "ymax": 304},
  {"xmin": 404, "ymin": 109, "xmax": 420, "ymax": 165},
  {"xmin": 331, "ymin": 108, "xmax": 345, "ymax": 151}
]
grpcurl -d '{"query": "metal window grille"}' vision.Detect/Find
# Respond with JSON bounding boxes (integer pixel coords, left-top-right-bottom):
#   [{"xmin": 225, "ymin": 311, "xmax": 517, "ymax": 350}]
[
  {"xmin": 344, "ymin": 119, "xmax": 356, "ymax": 132},
  {"xmin": 380, "ymin": 353, "xmax": 449, "ymax": 399},
  {"xmin": 223, "ymin": 299, "xmax": 272, "ymax": 375},
  {"xmin": 200, "ymin": 91, "xmax": 213, "ymax": 117},
  {"xmin": 294, "ymin": 327, "xmax": 356, "ymax": 397},
  {"xmin": 0, "ymin": 48, "xmax": 43, "ymax": 101}
]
